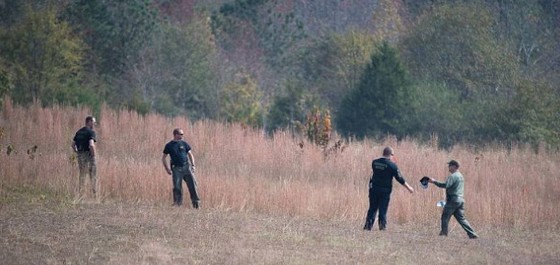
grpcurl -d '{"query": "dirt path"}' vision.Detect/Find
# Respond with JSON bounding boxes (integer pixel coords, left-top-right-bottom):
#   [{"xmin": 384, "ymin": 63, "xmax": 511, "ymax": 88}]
[{"xmin": 1, "ymin": 196, "xmax": 559, "ymax": 264}]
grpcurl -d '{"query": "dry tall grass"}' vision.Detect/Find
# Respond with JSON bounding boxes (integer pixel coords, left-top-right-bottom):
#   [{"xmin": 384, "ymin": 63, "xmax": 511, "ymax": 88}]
[{"xmin": 1, "ymin": 100, "xmax": 559, "ymax": 228}]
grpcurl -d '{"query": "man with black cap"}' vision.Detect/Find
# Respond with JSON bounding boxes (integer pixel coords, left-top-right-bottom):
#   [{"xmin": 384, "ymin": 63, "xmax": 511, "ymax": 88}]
[
  {"xmin": 363, "ymin": 147, "xmax": 414, "ymax": 231},
  {"xmin": 428, "ymin": 160, "xmax": 478, "ymax": 239}
]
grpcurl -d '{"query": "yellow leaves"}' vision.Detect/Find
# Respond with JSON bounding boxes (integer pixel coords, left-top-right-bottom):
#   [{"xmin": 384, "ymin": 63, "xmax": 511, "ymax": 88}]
[
  {"xmin": 1, "ymin": 139, "xmax": 41, "ymax": 160},
  {"xmin": 6, "ymin": 144, "xmax": 14, "ymax": 156},
  {"xmin": 303, "ymin": 108, "xmax": 331, "ymax": 148},
  {"xmin": 3, "ymin": 4, "xmax": 85, "ymax": 102},
  {"xmin": 219, "ymin": 73, "xmax": 263, "ymax": 127},
  {"xmin": 26, "ymin": 145, "xmax": 38, "ymax": 160},
  {"xmin": 69, "ymin": 152, "xmax": 77, "ymax": 167}
]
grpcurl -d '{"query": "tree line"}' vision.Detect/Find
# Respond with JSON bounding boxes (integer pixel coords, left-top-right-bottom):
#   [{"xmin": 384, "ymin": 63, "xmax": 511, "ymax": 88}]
[{"xmin": 0, "ymin": 0, "xmax": 559, "ymax": 148}]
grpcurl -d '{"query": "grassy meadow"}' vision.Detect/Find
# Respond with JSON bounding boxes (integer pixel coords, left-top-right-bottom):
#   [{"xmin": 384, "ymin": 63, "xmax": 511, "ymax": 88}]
[
  {"xmin": 1, "ymin": 100, "xmax": 560, "ymax": 264},
  {"xmin": 1, "ymin": 100, "xmax": 559, "ymax": 227}
]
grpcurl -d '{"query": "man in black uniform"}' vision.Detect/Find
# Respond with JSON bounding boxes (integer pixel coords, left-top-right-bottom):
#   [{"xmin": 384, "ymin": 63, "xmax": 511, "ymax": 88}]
[
  {"xmin": 364, "ymin": 147, "xmax": 414, "ymax": 231},
  {"xmin": 72, "ymin": 116, "xmax": 98, "ymax": 198},
  {"xmin": 162, "ymin": 128, "xmax": 200, "ymax": 208}
]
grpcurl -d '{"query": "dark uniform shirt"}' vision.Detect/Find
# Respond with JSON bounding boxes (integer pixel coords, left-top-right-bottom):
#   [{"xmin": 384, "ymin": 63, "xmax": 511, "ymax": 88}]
[
  {"xmin": 163, "ymin": 140, "xmax": 192, "ymax": 167},
  {"xmin": 73, "ymin": 127, "xmax": 96, "ymax": 152},
  {"xmin": 369, "ymin": 157, "xmax": 406, "ymax": 191}
]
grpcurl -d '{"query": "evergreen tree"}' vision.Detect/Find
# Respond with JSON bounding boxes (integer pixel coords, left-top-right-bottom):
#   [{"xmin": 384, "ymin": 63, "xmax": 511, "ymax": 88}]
[{"xmin": 336, "ymin": 41, "xmax": 411, "ymax": 139}]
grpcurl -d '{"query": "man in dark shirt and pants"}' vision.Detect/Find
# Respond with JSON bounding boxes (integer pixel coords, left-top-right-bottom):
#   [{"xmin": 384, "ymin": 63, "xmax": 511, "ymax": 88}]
[
  {"xmin": 72, "ymin": 116, "xmax": 98, "ymax": 199},
  {"xmin": 162, "ymin": 128, "xmax": 200, "ymax": 208},
  {"xmin": 364, "ymin": 147, "xmax": 414, "ymax": 231}
]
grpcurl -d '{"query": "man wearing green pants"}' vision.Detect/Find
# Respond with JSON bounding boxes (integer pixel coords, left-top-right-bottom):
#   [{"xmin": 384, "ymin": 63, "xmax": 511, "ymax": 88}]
[{"xmin": 429, "ymin": 160, "xmax": 478, "ymax": 239}]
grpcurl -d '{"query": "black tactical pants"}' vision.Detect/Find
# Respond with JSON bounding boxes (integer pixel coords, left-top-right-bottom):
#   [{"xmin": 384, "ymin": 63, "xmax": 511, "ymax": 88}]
[{"xmin": 364, "ymin": 186, "xmax": 391, "ymax": 230}]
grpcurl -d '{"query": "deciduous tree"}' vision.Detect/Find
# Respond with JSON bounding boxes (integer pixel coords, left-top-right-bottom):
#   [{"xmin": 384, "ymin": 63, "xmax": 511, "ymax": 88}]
[
  {"xmin": 219, "ymin": 73, "xmax": 263, "ymax": 127},
  {"xmin": 0, "ymin": 4, "xmax": 88, "ymax": 105}
]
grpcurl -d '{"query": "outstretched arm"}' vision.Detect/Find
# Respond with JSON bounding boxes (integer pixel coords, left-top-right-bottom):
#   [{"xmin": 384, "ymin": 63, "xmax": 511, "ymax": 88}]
[
  {"xmin": 429, "ymin": 177, "xmax": 446, "ymax": 188},
  {"xmin": 403, "ymin": 182, "xmax": 414, "ymax": 193},
  {"xmin": 394, "ymin": 169, "xmax": 414, "ymax": 193}
]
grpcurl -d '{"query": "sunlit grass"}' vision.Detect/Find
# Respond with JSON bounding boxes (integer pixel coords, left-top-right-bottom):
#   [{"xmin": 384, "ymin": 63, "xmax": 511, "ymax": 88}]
[{"xmin": 1, "ymin": 99, "xmax": 558, "ymax": 228}]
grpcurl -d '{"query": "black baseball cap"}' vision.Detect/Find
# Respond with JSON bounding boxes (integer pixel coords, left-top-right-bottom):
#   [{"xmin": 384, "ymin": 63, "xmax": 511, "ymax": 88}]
[
  {"xmin": 447, "ymin": 160, "xmax": 460, "ymax": 167},
  {"xmin": 420, "ymin": 176, "xmax": 430, "ymax": 189}
]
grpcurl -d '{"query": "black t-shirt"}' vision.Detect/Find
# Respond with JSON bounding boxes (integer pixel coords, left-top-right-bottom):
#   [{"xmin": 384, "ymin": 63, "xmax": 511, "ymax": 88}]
[
  {"xmin": 369, "ymin": 157, "xmax": 406, "ymax": 190},
  {"xmin": 163, "ymin": 140, "xmax": 192, "ymax": 167},
  {"xmin": 73, "ymin": 127, "xmax": 96, "ymax": 152}
]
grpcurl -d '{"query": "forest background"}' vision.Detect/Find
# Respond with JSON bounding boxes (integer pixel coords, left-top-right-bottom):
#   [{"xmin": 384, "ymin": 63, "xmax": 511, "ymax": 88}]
[{"xmin": 1, "ymin": 0, "xmax": 559, "ymax": 148}]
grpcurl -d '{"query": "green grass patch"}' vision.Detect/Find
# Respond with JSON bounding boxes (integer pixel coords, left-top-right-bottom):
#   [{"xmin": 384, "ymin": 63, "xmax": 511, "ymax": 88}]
[{"xmin": 0, "ymin": 183, "xmax": 72, "ymax": 206}]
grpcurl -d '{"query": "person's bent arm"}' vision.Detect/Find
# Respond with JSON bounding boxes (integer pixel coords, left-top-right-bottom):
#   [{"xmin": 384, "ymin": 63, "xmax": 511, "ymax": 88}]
[
  {"xmin": 89, "ymin": 139, "xmax": 96, "ymax": 157},
  {"xmin": 71, "ymin": 141, "xmax": 78, "ymax": 152},
  {"xmin": 187, "ymin": 151, "xmax": 196, "ymax": 172},
  {"xmin": 162, "ymin": 154, "xmax": 171, "ymax": 175}
]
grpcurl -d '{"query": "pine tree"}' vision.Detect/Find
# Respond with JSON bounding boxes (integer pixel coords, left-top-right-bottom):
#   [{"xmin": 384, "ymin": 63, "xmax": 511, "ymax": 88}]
[{"xmin": 336, "ymin": 41, "xmax": 411, "ymax": 139}]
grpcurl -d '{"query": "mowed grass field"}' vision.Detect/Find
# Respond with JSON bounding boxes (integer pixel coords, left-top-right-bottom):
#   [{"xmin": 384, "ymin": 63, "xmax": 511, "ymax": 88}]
[
  {"xmin": 1, "ymin": 100, "xmax": 560, "ymax": 264},
  {"xmin": 1, "ymin": 187, "xmax": 559, "ymax": 265}
]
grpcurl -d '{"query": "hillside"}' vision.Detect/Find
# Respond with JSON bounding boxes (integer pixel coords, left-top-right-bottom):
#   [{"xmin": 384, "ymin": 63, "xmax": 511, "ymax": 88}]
[{"xmin": 1, "ymin": 0, "xmax": 559, "ymax": 147}]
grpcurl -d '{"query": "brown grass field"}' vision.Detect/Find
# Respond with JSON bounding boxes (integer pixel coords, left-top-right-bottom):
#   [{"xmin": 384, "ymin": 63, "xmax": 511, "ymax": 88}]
[{"xmin": 1, "ymin": 100, "xmax": 560, "ymax": 264}]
